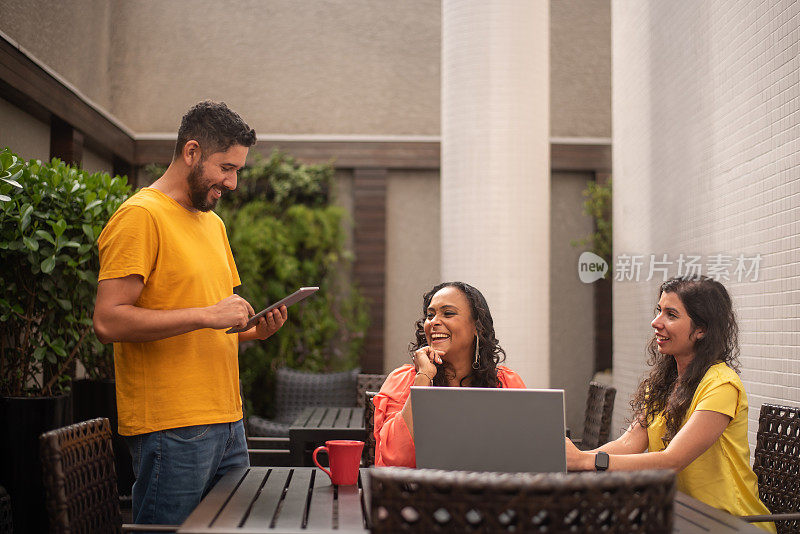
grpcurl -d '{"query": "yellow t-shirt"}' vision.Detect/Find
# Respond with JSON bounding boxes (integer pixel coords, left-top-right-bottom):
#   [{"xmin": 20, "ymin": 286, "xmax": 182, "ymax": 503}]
[
  {"xmin": 98, "ymin": 188, "xmax": 242, "ymax": 435},
  {"xmin": 647, "ymin": 362, "xmax": 776, "ymax": 532}
]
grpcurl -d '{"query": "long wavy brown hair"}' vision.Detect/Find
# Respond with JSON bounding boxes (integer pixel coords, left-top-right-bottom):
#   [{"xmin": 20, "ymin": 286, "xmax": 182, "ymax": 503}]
[
  {"xmin": 630, "ymin": 276, "xmax": 740, "ymax": 441},
  {"xmin": 408, "ymin": 282, "xmax": 506, "ymax": 387}
]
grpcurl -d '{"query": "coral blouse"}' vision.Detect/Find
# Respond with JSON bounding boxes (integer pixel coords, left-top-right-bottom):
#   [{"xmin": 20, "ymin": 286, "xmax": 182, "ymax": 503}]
[{"xmin": 373, "ymin": 364, "xmax": 526, "ymax": 467}]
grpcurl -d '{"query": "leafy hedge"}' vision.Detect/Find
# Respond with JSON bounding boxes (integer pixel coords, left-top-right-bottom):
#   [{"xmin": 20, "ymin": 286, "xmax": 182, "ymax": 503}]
[
  {"xmin": 0, "ymin": 150, "xmax": 131, "ymax": 396},
  {"xmin": 216, "ymin": 151, "xmax": 368, "ymax": 418}
]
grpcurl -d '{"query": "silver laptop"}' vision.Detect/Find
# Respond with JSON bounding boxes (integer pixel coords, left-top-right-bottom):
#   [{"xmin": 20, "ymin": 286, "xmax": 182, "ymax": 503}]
[{"xmin": 411, "ymin": 387, "xmax": 566, "ymax": 473}]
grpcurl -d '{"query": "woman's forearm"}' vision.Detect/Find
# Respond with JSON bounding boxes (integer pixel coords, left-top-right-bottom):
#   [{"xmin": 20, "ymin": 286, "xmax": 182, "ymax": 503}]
[
  {"xmin": 573, "ymin": 448, "xmax": 682, "ymax": 472},
  {"xmin": 572, "ymin": 410, "xmax": 730, "ymax": 472}
]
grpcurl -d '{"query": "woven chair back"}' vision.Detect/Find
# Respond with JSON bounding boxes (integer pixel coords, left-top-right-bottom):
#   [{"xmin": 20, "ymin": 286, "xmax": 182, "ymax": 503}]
[
  {"xmin": 356, "ymin": 374, "xmax": 387, "ymax": 407},
  {"xmin": 363, "ymin": 391, "xmax": 378, "ymax": 466},
  {"xmin": 753, "ymin": 403, "xmax": 800, "ymax": 534},
  {"xmin": 39, "ymin": 417, "xmax": 122, "ymax": 534},
  {"xmin": 581, "ymin": 381, "xmax": 616, "ymax": 450},
  {"xmin": 274, "ymin": 367, "xmax": 359, "ymax": 423},
  {"xmin": 369, "ymin": 467, "xmax": 676, "ymax": 533}
]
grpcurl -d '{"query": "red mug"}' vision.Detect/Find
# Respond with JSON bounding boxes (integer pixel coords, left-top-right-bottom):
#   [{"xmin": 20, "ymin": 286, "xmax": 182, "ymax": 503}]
[{"xmin": 312, "ymin": 440, "xmax": 364, "ymax": 485}]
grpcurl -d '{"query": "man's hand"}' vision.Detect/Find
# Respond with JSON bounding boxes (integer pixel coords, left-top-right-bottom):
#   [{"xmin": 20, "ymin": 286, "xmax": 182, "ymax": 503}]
[
  {"xmin": 253, "ymin": 306, "xmax": 288, "ymax": 340},
  {"xmin": 204, "ymin": 294, "xmax": 255, "ymax": 330}
]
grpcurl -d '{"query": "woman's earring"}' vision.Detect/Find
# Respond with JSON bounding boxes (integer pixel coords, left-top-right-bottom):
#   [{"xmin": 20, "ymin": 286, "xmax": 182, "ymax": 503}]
[{"xmin": 473, "ymin": 336, "xmax": 480, "ymax": 369}]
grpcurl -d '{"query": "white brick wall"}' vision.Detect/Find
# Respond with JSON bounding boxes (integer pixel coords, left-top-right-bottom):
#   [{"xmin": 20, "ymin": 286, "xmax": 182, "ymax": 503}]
[{"xmin": 612, "ymin": 0, "xmax": 800, "ymax": 453}]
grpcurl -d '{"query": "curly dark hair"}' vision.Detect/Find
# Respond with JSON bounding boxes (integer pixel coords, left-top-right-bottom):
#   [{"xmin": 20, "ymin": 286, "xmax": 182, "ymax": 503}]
[
  {"xmin": 630, "ymin": 276, "xmax": 740, "ymax": 441},
  {"xmin": 174, "ymin": 100, "xmax": 256, "ymax": 159},
  {"xmin": 408, "ymin": 282, "xmax": 506, "ymax": 387}
]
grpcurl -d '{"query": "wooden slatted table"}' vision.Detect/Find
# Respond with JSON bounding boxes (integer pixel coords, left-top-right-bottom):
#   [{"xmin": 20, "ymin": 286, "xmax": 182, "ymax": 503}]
[
  {"xmin": 179, "ymin": 467, "xmax": 370, "ymax": 533},
  {"xmin": 289, "ymin": 407, "xmax": 366, "ymax": 466},
  {"xmin": 674, "ymin": 492, "xmax": 764, "ymax": 533},
  {"xmin": 179, "ymin": 467, "xmax": 763, "ymax": 533}
]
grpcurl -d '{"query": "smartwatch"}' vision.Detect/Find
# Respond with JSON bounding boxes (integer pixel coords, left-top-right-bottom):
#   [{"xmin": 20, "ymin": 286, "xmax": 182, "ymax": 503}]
[{"xmin": 595, "ymin": 451, "xmax": 609, "ymax": 472}]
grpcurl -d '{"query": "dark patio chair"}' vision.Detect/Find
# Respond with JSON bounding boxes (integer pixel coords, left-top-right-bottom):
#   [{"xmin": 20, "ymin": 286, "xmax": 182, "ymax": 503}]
[
  {"xmin": 356, "ymin": 373, "xmax": 387, "ymax": 407},
  {"xmin": 369, "ymin": 467, "xmax": 676, "ymax": 533},
  {"xmin": 740, "ymin": 403, "xmax": 800, "ymax": 533},
  {"xmin": 247, "ymin": 367, "xmax": 359, "ymax": 437},
  {"xmin": 39, "ymin": 417, "xmax": 176, "ymax": 533},
  {"xmin": 239, "ymin": 380, "xmax": 292, "ymax": 466},
  {"xmin": 246, "ymin": 435, "xmax": 292, "ymax": 467},
  {"xmin": 363, "ymin": 391, "xmax": 378, "ymax": 466},
  {"xmin": 571, "ymin": 381, "xmax": 616, "ymax": 450}
]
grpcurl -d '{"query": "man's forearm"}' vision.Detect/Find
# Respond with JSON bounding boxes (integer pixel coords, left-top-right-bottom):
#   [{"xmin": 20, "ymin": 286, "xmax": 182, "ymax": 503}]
[{"xmin": 94, "ymin": 304, "xmax": 210, "ymax": 343}]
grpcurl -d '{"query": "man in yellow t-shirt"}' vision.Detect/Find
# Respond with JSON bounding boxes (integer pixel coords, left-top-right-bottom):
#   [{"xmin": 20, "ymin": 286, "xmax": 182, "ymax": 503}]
[{"xmin": 93, "ymin": 101, "xmax": 287, "ymax": 526}]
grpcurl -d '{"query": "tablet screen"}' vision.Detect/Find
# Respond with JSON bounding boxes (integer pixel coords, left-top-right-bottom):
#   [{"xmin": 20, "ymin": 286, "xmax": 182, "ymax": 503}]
[{"xmin": 226, "ymin": 286, "xmax": 319, "ymax": 333}]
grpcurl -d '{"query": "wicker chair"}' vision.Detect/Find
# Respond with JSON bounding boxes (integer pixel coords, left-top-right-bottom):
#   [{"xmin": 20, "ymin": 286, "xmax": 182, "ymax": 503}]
[
  {"xmin": 369, "ymin": 467, "xmax": 676, "ymax": 533},
  {"xmin": 363, "ymin": 391, "xmax": 378, "ymax": 466},
  {"xmin": 0, "ymin": 486, "xmax": 11, "ymax": 534},
  {"xmin": 572, "ymin": 381, "xmax": 616, "ymax": 450},
  {"xmin": 741, "ymin": 403, "xmax": 800, "ymax": 533},
  {"xmin": 248, "ymin": 367, "xmax": 359, "ymax": 437},
  {"xmin": 356, "ymin": 373, "xmax": 387, "ymax": 407},
  {"xmin": 239, "ymin": 380, "xmax": 292, "ymax": 466},
  {"xmin": 39, "ymin": 417, "xmax": 176, "ymax": 533}
]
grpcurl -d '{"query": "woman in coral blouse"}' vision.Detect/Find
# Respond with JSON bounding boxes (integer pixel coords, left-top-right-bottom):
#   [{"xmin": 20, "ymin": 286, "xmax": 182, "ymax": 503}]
[
  {"xmin": 373, "ymin": 281, "xmax": 526, "ymax": 467},
  {"xmin": 565, "ymin": 276, "xmax": 775, "ymax": 532}
]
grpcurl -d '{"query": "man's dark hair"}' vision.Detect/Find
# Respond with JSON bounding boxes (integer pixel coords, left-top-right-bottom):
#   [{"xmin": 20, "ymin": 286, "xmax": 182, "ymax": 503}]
[{"xmin": 174, "ymin": 101, "xmax": 256, "ymax": 159}]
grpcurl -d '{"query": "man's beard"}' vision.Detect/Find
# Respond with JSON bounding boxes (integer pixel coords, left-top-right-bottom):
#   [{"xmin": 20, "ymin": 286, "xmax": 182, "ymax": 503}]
[{"xmin": 187, "ymin": 160, "xmax": 219, "ymax": 212}]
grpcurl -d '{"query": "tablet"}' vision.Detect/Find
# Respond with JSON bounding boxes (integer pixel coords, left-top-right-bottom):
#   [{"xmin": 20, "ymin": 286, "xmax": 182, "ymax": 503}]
[{"xmin": 226, "ymin": 286, "xmax": 319, "ymax": 333}]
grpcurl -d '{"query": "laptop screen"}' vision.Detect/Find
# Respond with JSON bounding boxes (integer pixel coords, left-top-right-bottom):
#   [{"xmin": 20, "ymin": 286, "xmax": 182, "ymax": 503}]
[{"xmin": 411, "ymin": 387, "xmax": 566, "ymax": 473}]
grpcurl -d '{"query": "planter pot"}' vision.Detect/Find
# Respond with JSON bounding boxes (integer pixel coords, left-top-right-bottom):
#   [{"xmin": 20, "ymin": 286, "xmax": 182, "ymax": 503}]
[
  {"xmin": 72, "ymin": 378, "xmax": 135, "ymax": 497},
  {"xmin": 0, "ymin": 393, "xmax": 72, "ymax": 533}
]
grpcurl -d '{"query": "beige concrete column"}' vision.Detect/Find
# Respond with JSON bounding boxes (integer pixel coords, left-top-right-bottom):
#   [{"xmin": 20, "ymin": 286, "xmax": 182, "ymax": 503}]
[{"xmin": 441, "ymin": 0, "xmax": 550, "ymax": 387}]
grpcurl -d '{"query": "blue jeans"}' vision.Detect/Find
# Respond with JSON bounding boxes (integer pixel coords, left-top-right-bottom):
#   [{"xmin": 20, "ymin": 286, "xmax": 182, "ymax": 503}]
[{"xmin": 125, "ymin": 419, "xmax": 249, "ymax": 525}]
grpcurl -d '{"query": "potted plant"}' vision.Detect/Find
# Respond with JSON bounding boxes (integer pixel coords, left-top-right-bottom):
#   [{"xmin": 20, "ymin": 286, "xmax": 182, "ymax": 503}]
[{"xmin": 0, "ymin": 148, "xmax": 130, "ymax": 531}]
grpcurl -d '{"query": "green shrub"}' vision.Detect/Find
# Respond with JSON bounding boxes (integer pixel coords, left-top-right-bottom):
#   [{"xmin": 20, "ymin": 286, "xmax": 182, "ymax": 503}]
[
  {"xmin": 571, "ymin": 179, "xmax": 612, "ymax": 262},
  {"xmin": 217, "ymin": 150, "xmax": 368, "ymax": 418},
  {"xmin": 0, "ymin": 149, "xmax": 131, "ymax": 396}
]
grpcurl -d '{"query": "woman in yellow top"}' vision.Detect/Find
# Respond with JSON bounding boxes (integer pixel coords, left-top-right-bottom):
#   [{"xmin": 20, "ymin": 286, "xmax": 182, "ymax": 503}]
[{"xmin": 565, "ymin": 276, "xmax": 775, "ymax": 532}]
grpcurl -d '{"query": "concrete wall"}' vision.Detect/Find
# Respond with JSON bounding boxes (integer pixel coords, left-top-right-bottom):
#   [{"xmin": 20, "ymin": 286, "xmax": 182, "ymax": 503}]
[
  {"xmin": 0, "ymin": 0, "xmax": 113, "ymax": 111},
  {"xmin": 2, "ymin": 0, "xmax": 610, "ymax": 138},
  {"xmin": 0, "ymin": 98, "xmax": 114, "ymax": 174},
  {"xmin": 108, "ymin": 0, "xmax": 440, "ymax": 135},
  {"xmin": 612, "ymin": 0, "xmax": 800, "ymax": 449},
  {"xmin": 0, "ymin": 96, "xmax": 50, "ymax": 161},
  {"xmin": 82, "ymin": 148, "xmax": 114, "ymax": 175},
  {"xmin": 384, "ymin": 171, "xmax": 441, "ymax": 372},
  {"xmin": 550, "ymin": 0, "xmax": 611, "ymax": 138},
  {"xmin": 1, "ymin": 0, "xmax": 439, "ymax": 136},
  {"xmin": 550, "ymin": 171, "xmax": 596, "ymax": 433}
]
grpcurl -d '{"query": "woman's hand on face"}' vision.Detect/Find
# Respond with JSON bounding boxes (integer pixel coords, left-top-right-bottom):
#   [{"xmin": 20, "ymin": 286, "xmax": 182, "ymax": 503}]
[{"xmin": 412, "ymin": 346, "xmax": 443, "ymax": 378}]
